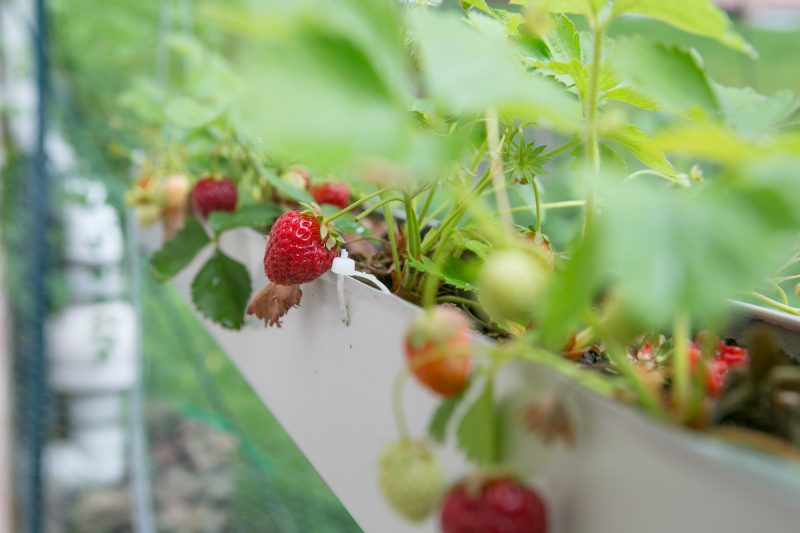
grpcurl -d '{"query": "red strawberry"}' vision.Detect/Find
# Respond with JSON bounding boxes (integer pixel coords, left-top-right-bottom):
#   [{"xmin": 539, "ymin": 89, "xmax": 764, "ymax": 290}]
[
  {"xmin": 310, "ymin": 181, "xmax": 350, "ymax": 209},
  {"xmin": 441, "ymin": 478, "xmax": 548, "ymax": 533},
  {"xmin": 192, "ymin": 176, "xmax": 237, "ymax": 218},
  {"xmin": 404, "ymin": 306, "xmax": 471, "ymax": 396},
  {"xmin": 263, "ymin": 210, "xmax": 338, "ymax": 286},
  {"xmin": 716, "ymin": 342, "xmax": 748, "ymax": 367},
  {"xmin": 706, "ymin": 359, "xmax": 729, "ymax": 397}
]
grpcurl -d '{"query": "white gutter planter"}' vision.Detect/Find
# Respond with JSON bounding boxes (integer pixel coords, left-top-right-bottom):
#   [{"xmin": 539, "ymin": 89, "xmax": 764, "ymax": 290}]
[{"xmin": 172, "ymin": 229, "xmax": 800, "ymax": 533}]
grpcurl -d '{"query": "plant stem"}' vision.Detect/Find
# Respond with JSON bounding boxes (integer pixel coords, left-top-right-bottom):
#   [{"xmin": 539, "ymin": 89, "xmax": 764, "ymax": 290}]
[
  {"xmin": 582, "ymin": 19, "xmax": 606, "ymax": 237},
  {"xmin": 403, "ymin": 192, "xmax": 421, "ymax": 260},
  {"xmin": 541, "ymin": 137, "xmax": 581, "ymax": 159},
  {"xmin": 486, "ymin": 108, "xmax": 513, "ymax": 227},
  {"xmin": 417, "ymin": 181, "xmax": 438, "ymax": 223},
  {"xmin": 381, "ymin": 193, "xmax": 402, "ymax": 290},
  {"xmin": 391, "ymin": 370, "xmax": 411, "ymax": 440},
  {"xmin": 531, "ymin": 179, "xmax": 542, "ymax": 234},
  {"xmin": 750, "ymin": 292, "xmax": 800, "ymax": 315},
  {"xmin": 322, "ymin": 188, "xmax": 389, "ymax": 224},
  {"xmin": 355, "ymin": 196, "xmax": 404, "ymax": 221},
  {"xmin": 422, "ymin": 233, "xmax": 457, "ymax": 309},
  {"xmin": 437, "ymin": 295, "xmax": 481, "ymax": 310},
  {"xmin": 671, "ymin": 313, "xmax": 691, "ymax": 417},
  {"xmin": 499, "ymin": 200, "xmax": 586, "ymax": 215}
]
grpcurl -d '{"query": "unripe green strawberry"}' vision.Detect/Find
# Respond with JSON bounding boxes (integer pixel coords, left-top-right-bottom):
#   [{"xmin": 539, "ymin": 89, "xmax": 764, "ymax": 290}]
[
  {"xmin": 478, "ymin": 248, "xmax": 549, "ymax": 326},
  {"xmin": 378, "ymin": 440, "xmax": 444, "ymax": 522}
]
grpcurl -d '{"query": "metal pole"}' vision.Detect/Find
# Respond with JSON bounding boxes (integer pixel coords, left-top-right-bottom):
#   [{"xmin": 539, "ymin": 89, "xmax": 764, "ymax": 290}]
[{"xmin": 24, "ymin": 0, "xmax": 49, "ymax": 531}]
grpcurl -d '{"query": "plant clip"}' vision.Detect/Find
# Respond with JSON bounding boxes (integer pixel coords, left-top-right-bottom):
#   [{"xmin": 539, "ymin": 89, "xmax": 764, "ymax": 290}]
[{"xmin": 331, "ymin": 249, "xmax": 391, "ymax": 325}]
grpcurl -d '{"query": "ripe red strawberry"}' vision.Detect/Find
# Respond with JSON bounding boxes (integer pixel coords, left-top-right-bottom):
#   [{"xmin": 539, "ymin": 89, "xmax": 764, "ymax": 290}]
[
  {"xmin": 263, "ymin": 210, "xmax": 339, "ymax": 286},
  {"xmin": 441, "ymin": 478, "xmax": 548, "ymax": 533},
  {"xmin": 717, "ymin": 342, "xmax": 748, "ymax": 367},
  {"xmin": 192, "ymin": 176, "xmax": 237, "ymax": 218},
  {"xmin": 310, "ymin": 181, "xmax": 350, "ymax": 209},
  {"xmin": 686, "ymin": 339, "xmax": 749, "ymax": 397},
  {"xmin": 404, "ymin": 306, "xmax": 472, "ymax": 396}
]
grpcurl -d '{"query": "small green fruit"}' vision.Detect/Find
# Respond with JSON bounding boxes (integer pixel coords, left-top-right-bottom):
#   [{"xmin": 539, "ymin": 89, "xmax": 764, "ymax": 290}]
[
  {"xmin": 379, "ymin": 441, "xmax": 444, "ymax": 522},
  {"xmin": 478, "ymin": 249, "xmax": 549, "ymax": 325}
]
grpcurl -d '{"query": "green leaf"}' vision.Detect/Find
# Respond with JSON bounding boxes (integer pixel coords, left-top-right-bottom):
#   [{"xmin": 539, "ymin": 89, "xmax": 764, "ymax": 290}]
[
  {"xmin": 456, "ymin": 377, "xmax": 498, "ymax": 465},
  {"xmin": 715, "ymin": 85, "xmax": 800, "ymax": 139},
  {"xmin": 320, "ymin": 205, "xmax": 364, "ymax": 234},
  {"xmin": 208, "ymin": 204, "xmax": 282, "ymax": 234},
  {"xmin": 428, "ymin": 389, "xmax": 468, "ymax": 444},
  {"xmin": 509, "ymin": 0, "xmax": 605, "ymax": 17},
  {"xmin": 150, "ymin": 218, "xmax": 211, "ymax": 281},
  {"xmin": 538, "ymin": 226, "xmax": 601, "ymax": 349},
  {"xmin": 407, "ymin": 256, "xmax": 476, "ymax": 291},
  {"xmin": 611, "ymin": 0, "xmax": 754, "ymax": 56},
  {"xmin": 603, "ymin": 123, "xmax": 676, "ymax": 177},
  {"xmin": 655, "ymin": 122, "xmax": 754, "ymax": 165},
  {"xmin": 543, "ymin": 14, "xmax": 581, "ymax": 64},
  {"xmin": 165, "ymin": 96, "xmax": 226, "ymax": 129},
  {"xmin": 410, "ymin": 10, "xmax": 581, "ymax": 132},
  {"xmin": 612, "ymin": 38, "xmax": 718, "ymax": 115},
  {"xmin": 460, "ymin": 0, "xmax": 491, "ymax": 14},
  {"xmin": 190, "ymin": 250, "xmax": 251, "ymax": 330},
  {"xmin": 601, "ymin": 85, "xmax": 659, "ymax": 110},
  {"xmin": 598, "ymin": 164, "xmax": 800, "ymax": 328}
]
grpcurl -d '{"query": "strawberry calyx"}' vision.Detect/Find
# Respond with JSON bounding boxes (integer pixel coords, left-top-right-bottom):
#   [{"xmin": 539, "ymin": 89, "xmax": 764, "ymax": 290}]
[{"xmin": 299, "ymin": 202, "xmax": 344, "ymax": 251}]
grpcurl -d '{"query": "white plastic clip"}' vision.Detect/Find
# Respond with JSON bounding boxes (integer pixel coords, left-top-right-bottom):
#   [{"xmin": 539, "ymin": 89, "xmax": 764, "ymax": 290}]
[{"xmin": 331, "ymin": 249, "xmax": 391, "ymax": 325}]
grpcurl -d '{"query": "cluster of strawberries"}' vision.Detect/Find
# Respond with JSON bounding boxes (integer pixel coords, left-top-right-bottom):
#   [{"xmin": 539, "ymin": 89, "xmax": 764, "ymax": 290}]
[{"xmin": 688, "ymin": 339, "xmax": 749, "ymax": 397}]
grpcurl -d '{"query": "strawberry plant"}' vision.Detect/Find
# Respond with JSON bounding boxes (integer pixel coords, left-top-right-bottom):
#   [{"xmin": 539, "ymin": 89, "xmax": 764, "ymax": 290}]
[{"xmin": 121, "ymin": 0, "xmax": 800, "ymax": 528}]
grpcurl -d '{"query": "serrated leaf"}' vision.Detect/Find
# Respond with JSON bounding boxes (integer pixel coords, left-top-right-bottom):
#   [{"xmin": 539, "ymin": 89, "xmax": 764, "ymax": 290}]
[
  {"xmin": 603, "ymin": 123, "xmax": 676, "ymax": 177},
  {"xmin": 165, "ymin": 96, "xmax": 226, "ymax": 129},
  {"xmin": 655, "ymin": 122, "xmax": 754, "ymax": 165},
  {"xmin": 208, "ymin": 204, "xmax": 282, "ymax": 234},
  {"xmin": 456, "ymin": 377, "xmax": 498, "ymax": 466},
  {"xmin": 410, "ymin": 10, "xmax": 581, "ymax": 132},
  {"xmin": 543, "ymin": 14, "xmax": 581, "ymax": 64},
  {"xmin": 611, "ymin": 0, "xmax": 754, "ymax": 56},
  {"xmin": 190, "ymin": 250, "xmax": 251, "ymax": 330},
  {"xmin": 428, "ymin": 388, "xmax": 468, "ymax": 444},
  {"xmin": 602, "ymin": 85, "xmax": 659, "ymax": 110},
  {"xmin": 150, "ymin": 218, "xmax": 211, "ymax": 281},
  {"xmin": 613, "ymin": 38, "xmax": 718, "ymax": 115},
  {"xmin": 715, "ymin": 85, "xmax": 800, "ymax": 139},
  {"xmin": 463, "ymin": 240, "xmax": 493, "ymax": 259}
]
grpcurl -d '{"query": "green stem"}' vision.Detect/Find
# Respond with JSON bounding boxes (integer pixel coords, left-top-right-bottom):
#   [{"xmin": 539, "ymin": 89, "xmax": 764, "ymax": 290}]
[
  {"xmin": 671, "ymin": 313, "xmax": 691, "ymax": 417},
  {"xmin": 403, "ymin": 193, "xmax": 421, "ymax": 260},
  {"xmin": 437, "ymin": 295, "xmax": 482, "ymax": 310},
  {"xmin": 531, "ymin": 178, "xmax": 542, "ymax": 234},
  {"xmin": 322, "ymin": 188, "xmax": 390, "ymax": 224},
  {"xmin": 391, "ymin": 370, "xmax": 411, "ymax": 439},
  {"xmin": 486, "ymin": 108, "xmax": 512, "ymax": 227},
  {"xmin": 582, "ymin": 19, "xmax": 606, "ymax": 237},
  {"xmin": 417, "ymin": 181, "xmax": 438, "ymax": 224},
  {"xmin": 355, "ymin": 196, "xmax": 404, "ymax": 221},
  {"xmin": 507, "ymin": 345, "xmax": 618, "ymax": 398},
  {"xmin": 421, "ymin": 169, "xmax": 493, "ymax": 254},
  {"xmin": 541, "ymin": 137, "xmax": 581, "ymax": 159},
  {"xmin": 382, "ymin": 194, "xmax": 402, "ymax": 290},
  {"xmin": 499, "ymin": 200, "xmax": 586, "ymax": 215},
  {"xmin": 422, "ymin": 232, "xmax": 458, "ymax": 309},
  {"xmin": 750, "ymin": 292, "xmax": 800, "ymax": 315}
]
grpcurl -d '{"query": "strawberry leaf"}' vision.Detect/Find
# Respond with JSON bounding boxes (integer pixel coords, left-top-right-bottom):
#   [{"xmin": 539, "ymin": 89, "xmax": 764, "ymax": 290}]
[
  {"xmin": 456, "ymin": 376, "xmax": 499, "ymax": 466},
  {"xmin": 191, "ymin": 250, "xmax": 251, "ymax": 330},
  {"xmin": 150, "ymin": 218, "xmax": 210, "ymax": 281},
  {"xmin": 208, "ymin": 204, "xmax": 282, "ymax": 234},
  {"xmin": 428, "ymin": 386, "xmax": 469, "ymax": 444}
]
